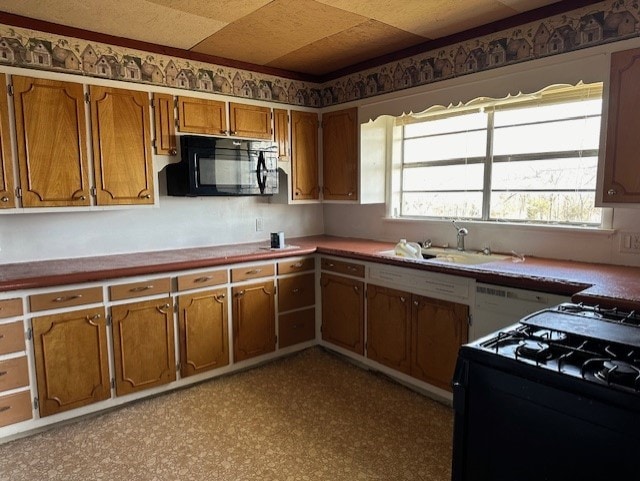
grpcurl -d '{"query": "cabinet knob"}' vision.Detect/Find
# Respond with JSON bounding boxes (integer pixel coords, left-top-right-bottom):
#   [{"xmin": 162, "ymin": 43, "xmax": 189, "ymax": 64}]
[
  {"xmin": 348, "ymin": 192, "xmax": 353, "ymax": 197},
  {"xmin": 414, "ymin": 300, "xmax": 419, "ymax": 306},
  {"xmin": 229, "ymin": 130, "xmax": 237, "ymax": 135},
  {"xmin": 140, "ymin": 193, "xmax": 152, "ymax": 199},
  {"xmin": 607, "ymin": 188, "xmax": 617, "ymax": 196},
  {"xmin": 215, "ymin": 294, "xmax": 226, "ymax": 301},
  {"xmin": 169, "ymin": 148, "xmax": 177, "ymax": 156},
  {"xmin": 0, "ymin": 196, "xmax": 8, "ymax": 202},
  {"xmin": 400, "ymin": 296, "xmax": 406, "ymax": 303},
  {"xmin": 220, "ymin": 130, "xmax": 228, "ymax": 135}
]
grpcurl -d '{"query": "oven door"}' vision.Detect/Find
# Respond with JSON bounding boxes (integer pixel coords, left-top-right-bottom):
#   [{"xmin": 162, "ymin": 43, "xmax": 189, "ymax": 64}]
[{"xmin": 452, "ymin": 351, "xmax": 640, "ymax": 481}]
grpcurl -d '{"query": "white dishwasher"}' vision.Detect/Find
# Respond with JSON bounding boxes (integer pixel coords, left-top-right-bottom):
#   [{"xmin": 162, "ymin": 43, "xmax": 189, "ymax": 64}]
[{"xmin": 471, "ymin": 283, "xmax": 570, "ymax": 341}]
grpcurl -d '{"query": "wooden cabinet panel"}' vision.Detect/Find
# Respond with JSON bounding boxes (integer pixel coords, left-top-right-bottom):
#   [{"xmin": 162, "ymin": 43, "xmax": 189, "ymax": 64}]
[
  {"xmin": 229, "ymin": 102, "xmax": 272, "ymax": 139},
  {"xmin": 291, "ymin": 110, "xmax": 319, "ymax": 200},
  {"xmin": 274, "ymin": 108, "xmax": 289, "ymax": 161},
  {"xmin": 111, "ymin": 298, "xmax": 176, "ymax": 396},
  {"xmin": 411, "ymin": 296, "xmax": 468, "ymax": 391},
  {"xmin": 13, "ymin": 76, "xmax": 90, "ymax": 207},
  {"xmin": 232, "ymin": 281, "xmax": 275, "ymax": 362},
  {"xmin": 603, "ymin": 47, "xmax": 640, "ymax": 202},
  {"xmin": 32, "ymin": 307, "xmax": 110, "ymax": 416},
  {"xmin": 278, "ymin": 273, "xmax": 315, "ymax": 312},
  {"xmin": 279, "ymin": 308, "xmax": 315, "ymax": 348},
  {"xmin": 230, "ymin": 263, "xmax": 274, "ymax": 282},
  {"xmin": 366, "ymin": 285, "xmax": 412, "ymax": 374},
  {"xmin": 0, "ymin": 74, "xmax": 14, "ymax": 208},
  {"xmin": 322, "ymin": 107, "xmax": 358, "ymax": 201},
  {"xmin": 152, "ymin": 93, "xmax": 177, "ymax": 156},
  {"xmin": 90, "ymin": 86, "xmax": 154, "ymax": 205},
  {"xmin": 177, "ymin": 96, "xmax": 226, "ymax": 135},
  {"xmin": 320, "ymin": 257, "xmax": 365, "ymax": 278},
  {"xmin": 320, "ymin": 273, "xmax": 364, "ymax": 354},
  {"xmin": 0, "ymin": 321, "xmax": 25, "ymax": 355},
  {"xmin": 0, "ymin": 391, "xmax": 32, "ymax": 428},
  {"xmin": 178, "ymin": 288, "xmax": 229, "ymax": 377},
  {"xmin": 0, "ymin": 298, "xmax": 23, "ymax": 319},
  {"xmin": 176, "ymin": 269, "xmax": 227, "ymax": 291},
  {"xmin": 0, "ymin": 357, "xmax": 29, "ymax": 392},
  {"xmin": 109, "ymin": 277, "xmax": 171, "ymax": 301},
  {"xmin": 29, "ymin": 286, "xmax": 103, "ymax": 312}
]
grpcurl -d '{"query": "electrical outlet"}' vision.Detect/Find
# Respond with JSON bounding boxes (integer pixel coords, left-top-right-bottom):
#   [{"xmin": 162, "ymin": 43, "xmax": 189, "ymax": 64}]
[
  {"xmin": 255, "ymin": 217, "xmax": 264, "ymax": 232},
  {"xmin": 620, "ymin": 232, "xmax": 640, "ymax": 254}
]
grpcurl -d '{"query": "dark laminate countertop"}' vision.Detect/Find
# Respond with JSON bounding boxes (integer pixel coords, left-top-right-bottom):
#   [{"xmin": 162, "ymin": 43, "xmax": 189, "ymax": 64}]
[{"xmin": 1, "ymin": 235, "xmax": 639, "ymax": 310}]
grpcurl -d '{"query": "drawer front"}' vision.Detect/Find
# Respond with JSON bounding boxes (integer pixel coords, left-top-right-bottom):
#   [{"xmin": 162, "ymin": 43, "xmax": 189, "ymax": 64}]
[
  {"xmin": 0, "ymin": 390, "xmax": 32, "ymax": 428},
  {"xmin": 278, "ymin": 273, "xmax": 315, "ymax": 312},
  {"xmin": 277, "ymin": 257, "xmax": 315, "ymax": 275},
  {"xmin": 279, "ymin": 308, "xmax": 315, "ymax": 348},
  {"xmin": 320, "ymin": 257, "xmax": 365, "ymax": 278},
  {"xmin": 110, "ymin": 277, "xmax": 171, "ymax": 301},
  {"xmin": 0, "ymin": 321, "xmax": 25, "ymax": 355},
  {"xmin": 0, "ymin": 298, "xmax": 22, "ymax": 319},
  {"xmin": 0, "ymin": 356, "xmax": 29, "ymax": 392},
  {"xmin": 177, "ymin": 270, "xmax": 227, "ymax": 291},
  {"xmin": 231, "ymin": 263, "xmax": 275, "ymax": 283},
  {"xmin": 30, "ymin": 287, "xmax": 103, "ymax": 312}
]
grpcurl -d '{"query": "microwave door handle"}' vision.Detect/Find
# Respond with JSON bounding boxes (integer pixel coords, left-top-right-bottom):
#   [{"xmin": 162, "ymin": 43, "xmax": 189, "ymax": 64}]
[{"xmin": 257, "ymin": 152, "xmax": 267, "ymax": 194}]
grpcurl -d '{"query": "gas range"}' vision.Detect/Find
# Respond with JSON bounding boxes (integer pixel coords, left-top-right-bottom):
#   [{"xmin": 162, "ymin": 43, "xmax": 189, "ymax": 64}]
[{"xmin": 478, "ymin": 302, "xmax": 640, "ymax": 394}]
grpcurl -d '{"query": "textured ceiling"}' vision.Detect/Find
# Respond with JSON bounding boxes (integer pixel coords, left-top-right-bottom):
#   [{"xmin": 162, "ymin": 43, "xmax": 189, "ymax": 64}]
[{"xmin": 0, "ymin": 0, "xmax": 564, "ymax": 77}]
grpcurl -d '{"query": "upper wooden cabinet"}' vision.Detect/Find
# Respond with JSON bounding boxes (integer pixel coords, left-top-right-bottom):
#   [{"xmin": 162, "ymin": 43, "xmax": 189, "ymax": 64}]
[
  {"xmin": 177, "ymin": 96, "xmax": 226, "ymax": 135},
  {"xmin": 152, "ymin": 93, "xmax": 177, "ymax": 156},
  {"xmin": 0, "ymin": 75, "xmax": 14, "ymax": 208},
  {"xmin": 602, "ymin": 47, "xmax": 640, "ymax": 203},
  {"xmin": 229, "ymin": 102, "xmax": 272, "ymax": 139},
  {"xmin": 291, "ymin": 110, "xmax": 319, "ymax": 200},
  {"xmin": 274, "ymin": 108, "xmax": 289, "ymax": 161},
  {"xmin": 90, "ymin": 86, "xmax": 154, "ymax": 205},
  {"xmin": 13, "ymin": 76, "xmax": 91, "ymax": 207},
  {"xmin": 322, "ymin": 107, "xmax": 358, "ymax": 201}
]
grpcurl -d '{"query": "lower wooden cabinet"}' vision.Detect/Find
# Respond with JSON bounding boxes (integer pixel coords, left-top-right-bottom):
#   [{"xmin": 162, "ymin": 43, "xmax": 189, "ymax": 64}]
[
  {"xmin": 178, "ymin": 288, "xmax": 229, "ymax": 377},
  {"xmin": 232, "ymin": 281, "xmax": 275, "ymax": 362},
  {"xmin": 279, "ymin": 308, "xmax": 315, "ymax": 348},
  {"xmin": 0, "ymin": 391, "xmax": 32, "ymax": 428},
  {"xmin": 111, "ymin": 298, "xmax": 176, "ymax": 396},
  {"xmin": 320, "ymin": 273, "xmax": 364, "ymax": 355},
  {"xmin": 32, "ymin": 307, "xmax": 110, "ymax": 416}
]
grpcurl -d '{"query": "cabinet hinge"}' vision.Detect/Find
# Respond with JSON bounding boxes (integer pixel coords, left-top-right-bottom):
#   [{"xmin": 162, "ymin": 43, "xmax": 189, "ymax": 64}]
[
  {"xmin": 7, "ymin": 84, "xmax": 13, "ymax": 96},
  {"xmin": 175, "ymin": 118, "xmax": 180, "ymax": 128},
  {"xmin": 468, "ymin": 314, "xmax": 473, "ymax": 326},
  {"xmin": 150, "ymin": 98, "xmax": 154, "ymax": 107},
  {"xmin": 174, "ymin": 98, "xmax": 179, "ymax": 108},
  {"xmin": 320, "ymin": 324, "xmax": 323, "ymax": 333},
  {"xmin": 111, "ymin": 378, "xmax": 116, "ymax": 389},
  {"xmin": 152, "ymin": 139, "xmax": 157, "ymax": 148},
  {"xmin": 26, "ymin": 327, "xmax": 32, "ymax": 341},
  {"xmin": 176, "ymin": 362, "xmax": 181, "ymax": 372},
  {"xmin": 106, "ymin": 315, "xmax": 112, "ymax": 327},
  {"xmin": 33, "ymin": 397, "xmax": 38, "ymax": 410},
  {"xmin": 15, "ymin": 187, "xmax": 22, "ymax": 198},
  {"xmin": 84, "ymin": 92, "xmax": 90, "ymax": 103},
  {"xmin": 275, "ymin": 335, "xmax": 278, "ymax": 345},
  {"xmin": 174, "ymin": 304, "xmax": 178, "ymax": 313},
  {"xmin": 90, "ymin": 186, "xmax": 97, "ymax": 197}
]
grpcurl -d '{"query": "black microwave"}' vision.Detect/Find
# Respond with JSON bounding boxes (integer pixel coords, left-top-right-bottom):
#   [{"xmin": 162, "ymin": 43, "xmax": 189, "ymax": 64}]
[{"xmin": 166, "ymin": 136, "xmax": 278, "ymax": 196}]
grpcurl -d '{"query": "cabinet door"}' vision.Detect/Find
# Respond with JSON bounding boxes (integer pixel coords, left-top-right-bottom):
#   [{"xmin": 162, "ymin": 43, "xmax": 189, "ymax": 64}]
[
  {"xmin": 291, "ymin": 110, "xmax": 319, "ymax": 200},
  {"xmin": 152, "ymin": 93, "xmax": 177, "ymax": 156},
  {"xmin": 229, "ymin": 102, "xmax": 272, "ymax": 139},
  {"xmin": 177, "ymin": 96, "xmax": 226, "ymax": 135},
  {"xmin": 274, "ymin": 108, "xmax": 289, "ymax": 161},
  {"xmin": 322, "ymin": 107, "xmax": 358, "ymax": 201},
  {"xmin": 366, "ymin": 284, "xmax": 411, "ymax": 374},
  {"xmin": 0, "ymin": 75, "xmax": 14, "ymax": 208},
  {"xmin": 320, "ymin": 273, "xmax": 364, "ymax": 354},
  {"xmin": 603, "ymin": 48, "xmax": 640, "ymax": 202},
  {"xmin": 32, "ymin": 307, "xmax": 110, "ymax": 417},
  {"xmin": 232, "ymin": 281, "xmax": 275, "ymax": 362},
  {"xmin": 13, "ymin": 76, "xmax": 90, "ymax": 207},
  {"xmin": 111, "ymin": 298, "xmax": 176, "ymax": 396},
  {"xmin": 178, "ymin": 288, "xmax": 229, "ymax": 377},
  {"xmin": 411, "ymin": 296, "xmax": 468, "ymax": 391},
  {"xmin": 90, "ymin": 86, "xmax": 154, "ymax": 205}
]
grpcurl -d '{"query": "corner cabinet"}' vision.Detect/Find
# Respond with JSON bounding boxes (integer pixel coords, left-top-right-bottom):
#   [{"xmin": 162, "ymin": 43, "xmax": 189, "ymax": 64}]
[
  {"xmin": 322, "ymin": 107, "xmax": 358, "ymax": 201},
  {"xmin": 602, "ymin": 47, "xmax": 640, "ymax": 203},
  {"xmin": 291, "ymin": 110, "xmax": 319, "ymax": 200},
  {"xmin": 0, "ymin": 75, "xmax": 14, "ymax": 208},
  {"xmin": 90, "ymin": 86, "xmax": 154, "ymax": 205}
]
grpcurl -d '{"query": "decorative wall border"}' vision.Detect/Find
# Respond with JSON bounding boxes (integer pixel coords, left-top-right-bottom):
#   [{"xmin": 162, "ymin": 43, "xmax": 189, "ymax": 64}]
[{"xmin": 0, "ymin": 0, "xmax": 636, "ymax": 108}]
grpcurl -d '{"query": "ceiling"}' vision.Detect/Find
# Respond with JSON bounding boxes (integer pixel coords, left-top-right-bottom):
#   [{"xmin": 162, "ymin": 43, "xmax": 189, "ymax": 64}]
[{"xmin": 0, "ymin": 0, "xmax": 592, "ymax": 79}]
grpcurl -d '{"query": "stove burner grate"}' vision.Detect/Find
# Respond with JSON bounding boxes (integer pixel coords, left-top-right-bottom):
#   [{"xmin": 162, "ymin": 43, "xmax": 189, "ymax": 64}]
[{"xmin": 582, "ymin": 358, "xmax": 640, "ymax": 391}]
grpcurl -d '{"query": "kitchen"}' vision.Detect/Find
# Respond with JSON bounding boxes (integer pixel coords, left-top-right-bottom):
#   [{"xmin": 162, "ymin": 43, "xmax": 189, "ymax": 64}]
[{"xmin": 0, "ymin": 0, "xmax": 640, "ymax": 479}]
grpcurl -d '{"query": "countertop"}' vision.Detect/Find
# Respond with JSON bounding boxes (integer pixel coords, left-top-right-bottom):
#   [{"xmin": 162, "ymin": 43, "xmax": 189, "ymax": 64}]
[{"xmin": 1, "ymin": 235, "xmax": 639, "ymax": 310}]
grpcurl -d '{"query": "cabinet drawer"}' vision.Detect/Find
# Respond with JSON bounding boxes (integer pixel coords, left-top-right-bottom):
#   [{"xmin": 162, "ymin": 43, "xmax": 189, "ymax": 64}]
[
  {"xmin": 277, "ymin": 257, "xmax": 315, "ymax": 275},
  {"xmin": 110, "ymin": 277, "xmax": 171, "ymax": 301},
  {"xmin": 0, "ymin": 391, "xmax": 32, "ymax": 428},
  {"xmin": 30, "ymin": 287, "xmax": 103, "ymax": 312},
  {"xmin": 231, "ymin": 263, "xmax": 275, "ymax": 282},
  {"xmin": 0, "ymin": 321, "xmax": 25, "ymax": 355},
  {"xmin": 279, "ymin": 308, "xmax": 315, "ymax": 348},
  {"xmin": 320, "ymin": 258, "xmax": 365, "ymax": 278},
  {"xmin": 177, "ymin": 270, "xmax": 227, "ymax": 291},
  {"xmin": 278, "ymin": 273, "xmax": 315, "ymax": 312},
  {"xmin": 0, "ymin": 298, "xmax": 22, "ymax": 319},
  {"xmin": 0, "ymin": 357, "xmax": 29, "ymax": 392}
]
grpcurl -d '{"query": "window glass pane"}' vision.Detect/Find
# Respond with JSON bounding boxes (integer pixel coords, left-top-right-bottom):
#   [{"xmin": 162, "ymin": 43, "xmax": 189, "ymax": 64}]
[
  {"xmin": 494, "ymin": 99, "xmax": 602, "ymax": 126},
  {"xmin": 404, "ymin": 130, "xmax": 487, "ymax": 163},
  {"xmin": 492, "ymin": 157, "xmax": 598, "ymax": 190},
  {"xmin": 490, "ymin": 191, "xmax": 602, "ymax": 224},
  {"xmin": 404, "ymin": 111, "xmax": 487, "ymax": 137},
  {"xmin": 403, "ymin": 164, "xmax": 484, "ymax": 191},
  {"xmin": 402, "ymin": 192, "xmax": 483, "ymax": 218}
]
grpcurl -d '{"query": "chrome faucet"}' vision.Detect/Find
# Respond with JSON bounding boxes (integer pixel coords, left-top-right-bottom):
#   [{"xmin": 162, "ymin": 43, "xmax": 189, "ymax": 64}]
[{"xmin": 452, "ymin": 220, "xmax": 468, "ymax": 251}]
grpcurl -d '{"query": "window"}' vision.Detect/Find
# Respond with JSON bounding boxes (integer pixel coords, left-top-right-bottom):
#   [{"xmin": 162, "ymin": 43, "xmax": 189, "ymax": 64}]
[{"xmin": 394, "ymin": 83, "xmax": 604, "ymax": 226}]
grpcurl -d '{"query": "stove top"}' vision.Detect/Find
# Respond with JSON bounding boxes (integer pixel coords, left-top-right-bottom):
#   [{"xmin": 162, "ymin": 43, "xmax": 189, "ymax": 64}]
[{"xmin": 479, "ymin": 303, "xmax": 640, "ymax": 394}]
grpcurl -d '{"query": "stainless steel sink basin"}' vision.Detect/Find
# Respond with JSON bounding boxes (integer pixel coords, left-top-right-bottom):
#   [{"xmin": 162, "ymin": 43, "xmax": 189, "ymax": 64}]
[{"xmin": 379, "ymin": 247, "xmax": 509, "ymax": 265}]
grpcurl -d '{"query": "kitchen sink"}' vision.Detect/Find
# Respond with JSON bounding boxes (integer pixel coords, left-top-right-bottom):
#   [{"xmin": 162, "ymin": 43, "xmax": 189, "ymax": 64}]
[{"xmin": 378, "ymin": 248, "xmax": 509, "ymax": 265}]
